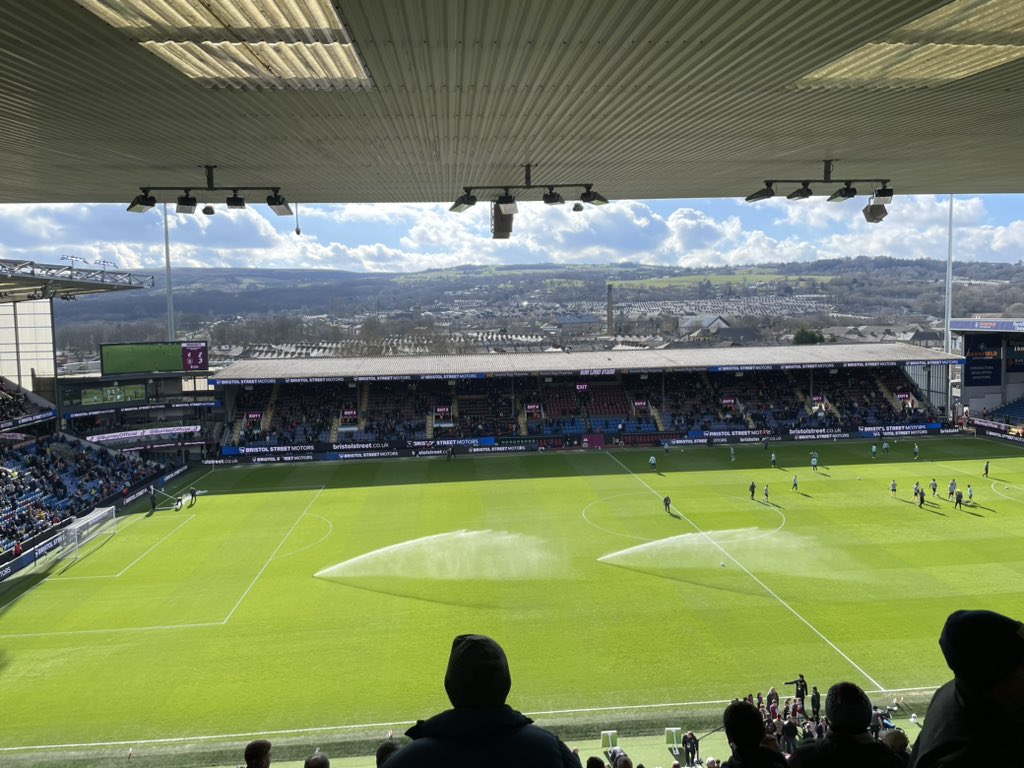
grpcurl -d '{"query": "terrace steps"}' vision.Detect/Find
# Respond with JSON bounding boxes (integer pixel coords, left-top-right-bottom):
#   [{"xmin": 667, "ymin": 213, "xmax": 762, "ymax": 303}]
[
  {"xmin": 649, "ymin": 403, "xmax": 665, "ymax": 431},
  {"xmin": 517, "ymin": 397, "xmax": 528, "ymax": 435},
  {"xmin": 262, "ymin": 383, "xmax": 281, "ymax": 428},
  {"xmin": 358, "ymin": 383, "xmax": 370, "ymax": 431}
]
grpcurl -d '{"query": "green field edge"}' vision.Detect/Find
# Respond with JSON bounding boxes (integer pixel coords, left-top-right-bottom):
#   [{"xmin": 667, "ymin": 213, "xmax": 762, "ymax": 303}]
[
  {"xmin": 2, "ymin": 436, "xmax": 1014, "ymax": 766},
  {"xmin": 0, "ymin": 692, "xmax": 937, "ymax": 768}
]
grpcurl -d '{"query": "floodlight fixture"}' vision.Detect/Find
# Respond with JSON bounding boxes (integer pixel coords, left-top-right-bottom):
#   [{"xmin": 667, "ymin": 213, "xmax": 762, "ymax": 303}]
[
  {"xmin": 226, "ymin": 190, "xmax": 246, "ymax": 209},
  {"xmin": 127, "ymin": 189, "xmax": 156, "ymax": 213},
  {"xmin": 496, "ymin": 189, "xmax": 518, "ymax": 215},
  {"xmin": 131, "ymin": 165, "xmax": 292, "ymax": 220},
  {"xmin": 176, "ymin": 190, "xmax": 197, "ymax": 214},
  {"xmin": 580, "ymin": 185, "xmax": 609, "ymax": 205},
  {"xmin": 746, "ymin": 160, "xmax": 890, "ymax": 211},
  {"xmin": 863, "ymin": 201, "xmax": 888, "ymax": 223},
  {"xmin": 266, "ymin": 189, "xmax": 293, "ymax": 216},
  {"xmin": 744, "ymin": 182, "xmax": 775, "ymax": 203},
  {"xmin": 827, "ymin": 182, "xmax": 857, "ymax": 202},
  {"xmin": 787, "ymin": 182, "xmax": 813, "ymax": 200},
  {"xmin": 543, "ymin": 187, "xmax": 565, "ymax": 205},
  {"xmin": 449, "ymin": 164, "xmax": 607, "ymax": 237},
  {"xmin": 491, "ymin": 202, "xmax": 514, "ymax": 239},
  {"xmin": 449, "ymin": 188, "xmax": 477, "ymax": 212}
]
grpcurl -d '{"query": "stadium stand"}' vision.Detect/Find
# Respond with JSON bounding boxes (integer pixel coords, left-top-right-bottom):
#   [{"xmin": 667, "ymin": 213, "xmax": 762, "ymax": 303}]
[
  {"xmin": 662, "ymin": 372, "xmax": 730, "ymax": 433},
  {"xmin": 452, "ymin": 379, "xmax": 518, "ymax": 437},
  {"xmin": 0, "ymin": 379, "xmax": 45, "ymax": 423},
  {"xmin": 234, "ymin": 384, "xmax": 275, "ymax": 445},
  {"xmin": 991, "ymin": 397, "xmax": 1024, "ymax": 425},
  {"xmin": 0, "ymin": 435, "xmax": 163, "ymax": 555},
  {"xmin": 220, "ymin": 365, "xmax": 946, "ymax": 448},
  {"xmin": 357, "ymin": 382, "xmax": 430, "ymax": 442},
  {"xmin": 264, "ymin": 382, "xmax": 346, "ymax": 444}
]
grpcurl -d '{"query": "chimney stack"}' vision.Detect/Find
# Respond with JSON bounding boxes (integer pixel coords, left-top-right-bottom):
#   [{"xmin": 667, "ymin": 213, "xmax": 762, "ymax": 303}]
[{"xmin": 606, "ymin": 284, "xmax": 613, "ymax": 335}]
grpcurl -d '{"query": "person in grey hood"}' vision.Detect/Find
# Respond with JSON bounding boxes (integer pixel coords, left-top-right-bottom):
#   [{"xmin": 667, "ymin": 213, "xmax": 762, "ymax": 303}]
[{"xmin": 384, "ymin": 634, "xmax": 580, "ymax": 768}]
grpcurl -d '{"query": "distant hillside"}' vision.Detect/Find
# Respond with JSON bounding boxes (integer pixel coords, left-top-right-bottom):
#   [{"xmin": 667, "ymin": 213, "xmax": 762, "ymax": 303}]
[
  {"xmin": 50, "ymin": 258, "xmax": 1024, "ymax": 326},
  {"xmin": 54, "ymin": 268, "xmax": 395, "ymax": 322}
]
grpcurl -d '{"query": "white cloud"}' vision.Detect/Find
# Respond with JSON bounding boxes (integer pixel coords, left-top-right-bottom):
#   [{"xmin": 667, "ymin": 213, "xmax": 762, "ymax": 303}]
[
  {"xmin": 0, "ymin": 194, "xmax": 1021, "ymax": 273},
  {"xmin": 770, "ymin": 196, "xmax": 856, "ymax": 229}
]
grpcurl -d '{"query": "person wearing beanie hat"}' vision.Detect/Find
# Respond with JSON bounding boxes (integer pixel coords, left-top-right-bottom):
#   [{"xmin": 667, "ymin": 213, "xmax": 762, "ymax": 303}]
[
  {"xmin": 824, "ymin": 682, "xmax": 872, "ymax": 735},
  {"xmin": 909, "ymin": 609, "xmax": 1024, "ymax": 768},
  {"xmin": 788, "ymin": 683, "xmax": 902, "ymax": 768},
  {"xmin": 443, "ymin": 634, "xmax": 512, "ymax": 709},
  {"xmin": 384, "ymin": 634, "xmax": 580, "ymax": 768}
]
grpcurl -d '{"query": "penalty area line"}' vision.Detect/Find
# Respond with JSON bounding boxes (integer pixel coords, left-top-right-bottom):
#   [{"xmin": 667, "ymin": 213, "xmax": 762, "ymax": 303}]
[
  {"xmin": 605, "ymin": 450, "xmax": 886, "ymax": 691},
  {"xmin": 0, "ymin": 685, "xmax": 943, "ymax": 752},
  {"xmin": 0, "ymin": 487, "xmax": 326, "ymax": 639},
  {"xmin": 50, "ymin": 514, "xmax": 196, "ymax": 581}
]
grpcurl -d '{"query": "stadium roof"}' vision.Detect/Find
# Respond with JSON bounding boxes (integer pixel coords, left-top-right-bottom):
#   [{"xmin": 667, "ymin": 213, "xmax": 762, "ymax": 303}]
[
  {"xmin": 0, "ymin": 259, "xmax": 152, "ymax": 304},
  {"xmin": 210, "ymin": 342, "xmax": 963, "ymax": 384},
  {"xmin": 2, "ymin": 1, "xmax": 1024, "ymax": 205}
]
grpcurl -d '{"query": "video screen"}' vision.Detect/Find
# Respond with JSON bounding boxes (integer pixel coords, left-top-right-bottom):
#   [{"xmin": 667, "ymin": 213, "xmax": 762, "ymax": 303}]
[{"xmin": 101, "ymin": 341, "xmax": 209, "ymax": 376}]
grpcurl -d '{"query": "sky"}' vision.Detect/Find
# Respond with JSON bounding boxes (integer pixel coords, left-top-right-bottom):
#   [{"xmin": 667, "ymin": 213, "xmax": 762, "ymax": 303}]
[{"xmin": 0, "ymin": 193, "xmax": 1022, "ymax": 274}]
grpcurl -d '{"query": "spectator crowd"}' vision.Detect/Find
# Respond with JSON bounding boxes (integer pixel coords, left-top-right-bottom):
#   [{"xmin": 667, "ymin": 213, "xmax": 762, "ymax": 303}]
[
  {"xmin": 0, "ymin": 434, "xmax": 162, "ymax": 555},
  {"xmin": 233, "ymin": 366, "xmax": 942, "ymax": 448},
  {"xmin": 233, "ymin": 609, "xmax": 1024, "ymax": 768}
]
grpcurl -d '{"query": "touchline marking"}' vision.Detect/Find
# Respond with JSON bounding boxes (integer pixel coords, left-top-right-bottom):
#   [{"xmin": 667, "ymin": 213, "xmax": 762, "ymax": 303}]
[
  {"xmin": 51, "ymin": 515, "xmax": 196, "ymax": 581},
  {"xmin": 0, "ymin": 620, "xmax": 224, "ymax": 641},
  {"xmin": 202, "ymin": 485, "xmax": 331, "ymax": 495},
  {"xmin": 146, "ymin": 467, "xmax": 218, "ymax": 502},
  {"xmin": 0, "ymin": 685, "xmax": 943, "ymax": 752},
  {"xmin": 221, "ymin": 486, "xmax": 325, "ymax": 624},
  {"xmin": 925, "ymin": 455, "xmax": 1021, "ymax": 477},
  {"xmin": 605, "ymin": 451, "xmax": 885, "ymax": 691}
]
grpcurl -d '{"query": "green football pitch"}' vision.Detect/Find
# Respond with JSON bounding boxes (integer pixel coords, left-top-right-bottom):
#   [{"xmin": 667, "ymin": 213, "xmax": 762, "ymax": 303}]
[{"xmin": 1, "ymin": 436, "xmax": 1023, "ymax": 758}]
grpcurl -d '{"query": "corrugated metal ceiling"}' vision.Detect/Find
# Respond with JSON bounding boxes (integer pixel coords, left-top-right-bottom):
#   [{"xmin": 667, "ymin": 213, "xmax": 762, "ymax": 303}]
[{"xmin": 1, "ymin": 0, "xmax": 1022, "ymax": 205}]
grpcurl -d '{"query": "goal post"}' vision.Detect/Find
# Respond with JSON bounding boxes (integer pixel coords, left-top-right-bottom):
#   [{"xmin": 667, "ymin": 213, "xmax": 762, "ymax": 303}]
[{"xmin": 53, "ymin": 506, "xmax": 118, "ymax": 564}]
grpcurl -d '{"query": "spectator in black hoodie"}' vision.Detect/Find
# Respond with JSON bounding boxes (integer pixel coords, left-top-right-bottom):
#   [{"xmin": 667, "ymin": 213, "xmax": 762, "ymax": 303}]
[
  {"xmin": 909, "ymin": 609, "xmax": 1024, "ymax": 767},
  {"xmin": 385, "ymin": 634, "xmax": 580, "ymax": 768},
  {"xmin": 789, "ymin": 683, "xmax": 901, "ymax": 768}
]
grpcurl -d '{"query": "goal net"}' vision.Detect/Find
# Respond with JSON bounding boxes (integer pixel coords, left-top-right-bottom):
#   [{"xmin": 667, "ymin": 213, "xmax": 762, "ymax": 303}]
[{"xmin": 53, "ymin": 506, "xmax": 118, "ymax": 564}]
